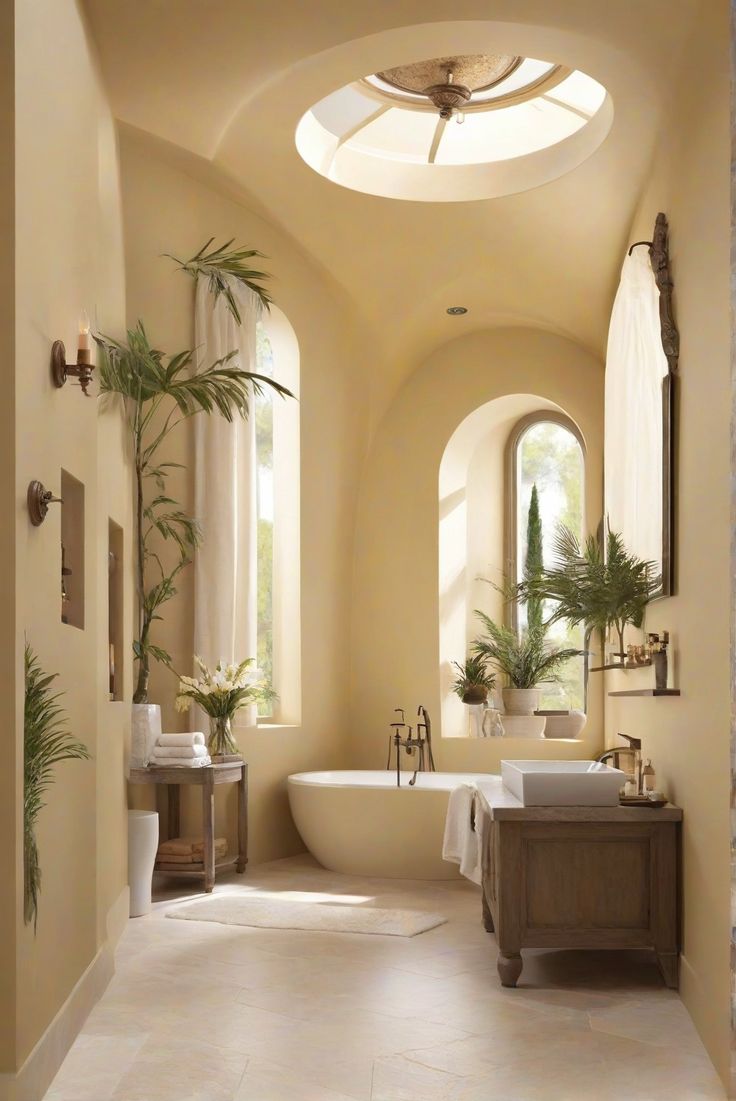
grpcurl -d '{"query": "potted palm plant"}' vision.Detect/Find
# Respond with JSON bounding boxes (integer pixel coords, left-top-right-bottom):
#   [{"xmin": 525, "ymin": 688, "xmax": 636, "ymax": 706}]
[
  {"xmin": 471, "ymin": 614, "xmax": 581, "ymax": 716},
  {"xmin": 450, "ymin": 655, "xmax": 496, "ymax": 705},
  {"xmin": 522, "ymin": 524, "xmax": 661, "ymax": 667},
  {"xmin": 95, "ymin": 241, "xmax": 293, "ymax": 754}
]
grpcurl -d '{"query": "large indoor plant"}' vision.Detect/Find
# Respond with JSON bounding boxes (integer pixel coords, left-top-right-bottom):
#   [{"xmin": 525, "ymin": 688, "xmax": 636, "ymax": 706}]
[
  {"xmin": 24, "ymin": 644, "xmax": 90, "ymax": 931},
  {"xmin": 96, "ymin": 241, "xmax": 292, "ymax": 711},
  {"xmin": 523, "ymin": 524, "xmax": 661, "ymax": 666}
]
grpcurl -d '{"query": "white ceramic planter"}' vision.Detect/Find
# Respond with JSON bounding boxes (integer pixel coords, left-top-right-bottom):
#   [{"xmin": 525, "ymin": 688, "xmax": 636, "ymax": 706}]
[
  {"xmin": 131, "ymin": 703, "xmax": 162, "ymax": 768},
  {"xmin": 500, "ymin": 714, "xmax": 547, "ymax": 738},
  {"xmin": 541, "ymin": 710, "xmax": 587, "ymax": 739},
  {"xmin": 502, "ymin": 687, "xmax": 541, "ymax": 715},
  {"xmin": 128, "ymin": 809, "xmax": 159, "ymax": 917}
]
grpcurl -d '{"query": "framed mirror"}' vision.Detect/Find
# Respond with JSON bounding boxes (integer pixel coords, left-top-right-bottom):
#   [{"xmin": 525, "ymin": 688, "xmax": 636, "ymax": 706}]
[{"xmin": 604, "ymin": 212, "xmax": 679, "ymax": 597}]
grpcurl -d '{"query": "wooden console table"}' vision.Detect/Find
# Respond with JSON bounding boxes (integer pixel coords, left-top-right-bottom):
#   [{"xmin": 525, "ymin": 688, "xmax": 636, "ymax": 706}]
[
  {"xmin": 129, "ymin": 761, "xmax": 248, "ymax": 893},
  {"xmin": 474, "ymin": 779, "xmax": 682, "ymax": 989}
]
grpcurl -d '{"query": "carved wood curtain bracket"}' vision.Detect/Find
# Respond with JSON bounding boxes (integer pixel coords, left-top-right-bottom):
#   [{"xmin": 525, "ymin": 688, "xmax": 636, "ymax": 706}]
[
  {"xmin": 650, "ymin": 213, "xmax": 679, "ymax": 375},
  {"xmin": 628, "ymin": 213, "xmax": 679, "ymax": 375}
]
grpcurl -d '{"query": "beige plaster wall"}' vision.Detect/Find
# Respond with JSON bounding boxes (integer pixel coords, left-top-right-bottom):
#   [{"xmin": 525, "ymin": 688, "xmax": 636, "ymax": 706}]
[
  {"xmin": 11, "ymin": 0, "xmax": 132, "ymax": 1072},
  {"xmin": 118, "ymin": 129, "xmax": 369, "ymax": 864},
  {"xmin": 604, "ymin": 2, "xmax": 731, "ymax": 1084},
  {"xmin": 350, "ymin": 327, "xmax": 604, "ymax": 773},
  {"xmin": 0, "ymin": 0, "xmax": 16, "ymax": 1075}
]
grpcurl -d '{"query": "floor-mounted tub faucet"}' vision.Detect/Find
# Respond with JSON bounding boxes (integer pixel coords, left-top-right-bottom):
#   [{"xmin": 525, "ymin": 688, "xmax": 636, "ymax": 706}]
[{"xmin": 386, "ymin": 706, "xmax": 436, "ymax": 786}]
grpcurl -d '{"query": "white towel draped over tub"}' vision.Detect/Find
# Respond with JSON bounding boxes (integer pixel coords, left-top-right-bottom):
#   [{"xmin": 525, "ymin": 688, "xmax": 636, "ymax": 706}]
[{"xmin": 442, "ymin": 782, "xmax": 486, "ymax": 885}]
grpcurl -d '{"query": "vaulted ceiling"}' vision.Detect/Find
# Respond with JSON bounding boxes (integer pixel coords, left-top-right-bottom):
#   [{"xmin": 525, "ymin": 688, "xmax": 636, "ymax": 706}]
[{"xmin": 83, "ymin": 0, "xmax": 698, "ymax": 412}]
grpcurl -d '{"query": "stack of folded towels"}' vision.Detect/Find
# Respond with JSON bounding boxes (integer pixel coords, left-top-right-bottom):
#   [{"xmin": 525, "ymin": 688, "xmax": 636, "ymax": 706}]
[
  {"xmin": 150, "ymin": 731, "xmax": 211, "ymax": 768},
  {"xmin": 157, "ymin": 836, "xmax": 228, "ymax": 864}
]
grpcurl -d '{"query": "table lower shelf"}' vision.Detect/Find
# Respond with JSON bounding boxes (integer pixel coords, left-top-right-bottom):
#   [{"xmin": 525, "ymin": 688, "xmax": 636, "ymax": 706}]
[{"xmin": 154, "ymin": 856, "xmax": 242, "ymax": 876}]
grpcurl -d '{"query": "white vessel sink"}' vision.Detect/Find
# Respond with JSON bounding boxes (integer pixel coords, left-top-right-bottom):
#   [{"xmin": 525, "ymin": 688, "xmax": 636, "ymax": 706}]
[{"xmin": 501, "ymin": 760, "xmax": 624, "ymax": 807}]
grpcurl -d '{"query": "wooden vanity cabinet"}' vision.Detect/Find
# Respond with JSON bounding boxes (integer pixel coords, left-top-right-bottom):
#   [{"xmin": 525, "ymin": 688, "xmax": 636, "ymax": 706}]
[{"xmin": 479, "ymin": 798, "xmax": 682, "ymax": 989}]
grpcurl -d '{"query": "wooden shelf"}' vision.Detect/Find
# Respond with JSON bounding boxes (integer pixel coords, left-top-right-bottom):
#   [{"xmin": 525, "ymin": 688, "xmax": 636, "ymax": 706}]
[
  {"xmin": 154, "ymin": 856, "xmax": 239, "ymax": 876},
  {"xmin": 607, "ymin": 689, "xmax": 680, "ymax": 697}
]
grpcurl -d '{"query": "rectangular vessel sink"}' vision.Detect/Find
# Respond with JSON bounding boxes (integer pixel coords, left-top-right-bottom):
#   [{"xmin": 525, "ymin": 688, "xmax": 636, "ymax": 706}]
[{"xmin": 501, "ymin": 760, "xmax": 625, "ymax": 807}]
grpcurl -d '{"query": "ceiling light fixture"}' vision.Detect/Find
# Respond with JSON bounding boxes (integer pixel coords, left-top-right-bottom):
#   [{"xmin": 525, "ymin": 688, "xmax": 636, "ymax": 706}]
[
  {"xmin": 374, "ymin": 55, "xmax": 521, "ymax": 124},
  {"xmin": 447, "ymin": 306, "xmax": 468, "ymax": 315}
]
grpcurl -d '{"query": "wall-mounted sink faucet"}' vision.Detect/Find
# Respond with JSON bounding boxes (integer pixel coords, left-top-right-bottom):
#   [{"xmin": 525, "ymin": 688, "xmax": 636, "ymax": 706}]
[{"xmin": 386, "ymin": 706, "xmax": 436, "ymax": 786}]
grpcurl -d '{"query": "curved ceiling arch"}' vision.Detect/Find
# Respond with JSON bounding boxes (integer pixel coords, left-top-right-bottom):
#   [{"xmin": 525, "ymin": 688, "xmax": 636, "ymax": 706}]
[{"xmin": 84, "ymin": 0, "xmax": 698, "ymax": 413}]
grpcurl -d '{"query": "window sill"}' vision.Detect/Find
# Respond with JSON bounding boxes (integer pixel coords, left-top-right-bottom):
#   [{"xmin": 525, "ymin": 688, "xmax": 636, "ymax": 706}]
[
  {"xmin": 232, "ymin": 720, "xmax": 302, "ymax": 733},
  {"xmin": 441, "ymin": 735, "xmax": 585, "ymax": 742}
]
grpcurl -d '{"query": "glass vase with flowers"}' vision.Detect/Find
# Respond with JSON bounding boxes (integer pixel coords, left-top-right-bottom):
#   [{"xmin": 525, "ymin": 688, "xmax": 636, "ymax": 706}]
[{"xmin": 175, "ymin": 657, "xmax": 265, "ymax": 757}]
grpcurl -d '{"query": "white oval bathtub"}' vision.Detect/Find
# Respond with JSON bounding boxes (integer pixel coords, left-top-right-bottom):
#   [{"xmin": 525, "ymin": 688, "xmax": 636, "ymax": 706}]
[{"xmin": 287, "ymin": 770, "xmax": 496, "ymax": 880}]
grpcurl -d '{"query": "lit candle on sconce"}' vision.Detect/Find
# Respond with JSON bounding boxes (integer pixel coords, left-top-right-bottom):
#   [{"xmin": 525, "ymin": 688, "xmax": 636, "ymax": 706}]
[
  {"xmin": 51, "ymin": 309, "xmax": 96, "ymax": 396},
  {"xmin": 77, "ymin": 310, "xmax": 91, "ymax": 363}
]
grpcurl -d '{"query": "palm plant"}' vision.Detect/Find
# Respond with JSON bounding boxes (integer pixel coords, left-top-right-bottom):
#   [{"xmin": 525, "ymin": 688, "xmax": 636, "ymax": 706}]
[
  {"xmin": 96, "ymin": 241, "xmax": 293, "ymax": 704},
  {"xmin": 24, "ymin": 643, "xmax": 90, "ymax": 931},
  {"xmin": 471, "ymin": 613, "xmax": 580, "ymax": 690},
  {"xmin": 523, "ymin": 525, "xmax": 661, "ymax": 663},
  {"xmin": 451, "ymin": 654, "xmax": 496, "ymax": 702},
  {"xmin": 165, "ymin": 238, "xmax": 273, "ymax": 324}
]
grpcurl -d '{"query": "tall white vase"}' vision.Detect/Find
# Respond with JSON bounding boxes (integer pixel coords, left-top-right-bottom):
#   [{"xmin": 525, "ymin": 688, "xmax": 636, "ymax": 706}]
[
  {"xmin": 130, "ymin": 703, "xmax": 162, "ymax": 768},
  {"xmin": 128, "ymin": 809, "xmax": 159, "ymax": 917}
]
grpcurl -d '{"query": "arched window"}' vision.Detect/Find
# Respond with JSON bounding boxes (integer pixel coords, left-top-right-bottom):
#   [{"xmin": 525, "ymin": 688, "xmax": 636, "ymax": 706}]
[
  {"xmin": 255, "ymin": 309, "xmax": 301, "ymax": 725},
  {"xmin": 506, "ymin": 412, "xmax": 586, "ymax": 710}
]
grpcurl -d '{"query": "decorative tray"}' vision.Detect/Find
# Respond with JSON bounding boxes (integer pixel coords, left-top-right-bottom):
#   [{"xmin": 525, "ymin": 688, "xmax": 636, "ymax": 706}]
[{"xmin": 619, "ymin": 796, "xmax": 667, "ymax": 808}]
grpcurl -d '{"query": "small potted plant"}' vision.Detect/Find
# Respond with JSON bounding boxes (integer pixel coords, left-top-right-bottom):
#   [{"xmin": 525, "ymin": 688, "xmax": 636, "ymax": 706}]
[
  {"xmin": 175, "ymin": 657, "xmax": 267, "ymax": 758},
  {"xmin": 471, "ymin": 614, "xmax": 581, "ymax": 716},
  {"xmin": 451, "ymin": 655, "xmax": 496, "ymax": 705}
]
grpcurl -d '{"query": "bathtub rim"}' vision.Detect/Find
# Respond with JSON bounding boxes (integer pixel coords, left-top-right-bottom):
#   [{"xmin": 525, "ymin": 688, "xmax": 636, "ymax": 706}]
[{"xmin": 287, "ymin": 769, "xmax": 497, "ymax": 791}]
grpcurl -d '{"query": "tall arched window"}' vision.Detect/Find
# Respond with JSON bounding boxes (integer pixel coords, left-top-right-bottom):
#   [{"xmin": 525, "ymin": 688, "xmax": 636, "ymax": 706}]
[
  {"xmin": 507, "ymin": 412, "xmax": 586, "ymax": 710},
  {"xmin": 255, "ymin": 309, "xmax": 301, "ymax": 725}
]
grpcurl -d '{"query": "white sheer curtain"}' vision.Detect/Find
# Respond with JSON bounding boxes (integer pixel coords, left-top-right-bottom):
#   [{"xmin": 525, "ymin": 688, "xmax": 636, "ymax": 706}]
[
  {"xmin": 193, "ymin": 279, "xmax": 261, "ymax": 725},
  {"xmin": 604, "ymin": 247, "xmax": 668, "ymax": 569}
]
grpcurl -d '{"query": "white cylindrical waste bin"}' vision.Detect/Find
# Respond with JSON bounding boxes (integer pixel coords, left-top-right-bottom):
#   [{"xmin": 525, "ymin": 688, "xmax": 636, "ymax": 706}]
[{"xmin": 128, "ymin": 809, "xmax": 159, "ymax": 917}]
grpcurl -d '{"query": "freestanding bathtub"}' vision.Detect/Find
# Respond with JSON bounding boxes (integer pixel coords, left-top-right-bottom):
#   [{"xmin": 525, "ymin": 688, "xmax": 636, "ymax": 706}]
[{"xmin": 287, "ymin": 770, "xmax": 495, "ymax": 880}]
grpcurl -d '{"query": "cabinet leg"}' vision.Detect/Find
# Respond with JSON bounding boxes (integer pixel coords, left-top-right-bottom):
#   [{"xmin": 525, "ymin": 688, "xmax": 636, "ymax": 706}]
[
  {"xmin": 657, "ymin": 953, "xmax": 679, "ymax": 990},
  {"xmin": 497, "ymin": 953, "xmax": 523, "ymax": 987},
  {"xmin": 167, "ymin": 784, "xmax": 180, "ymax": 841},
  {"xmin": 236, "ymin": 765, "xmax": 248, "ymax": 874},
  {"xmin": 481, "ymin": 890, "xmax": 494, "ymax": 933},
  {"xmin": 202, "ymin": 771, "xmax": 215, "ymax": 892}
]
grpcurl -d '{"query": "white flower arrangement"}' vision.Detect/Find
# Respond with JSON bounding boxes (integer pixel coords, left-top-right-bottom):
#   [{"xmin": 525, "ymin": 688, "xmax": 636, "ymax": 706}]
[{"xmin": 175, "ymin": 656, "xmax": 265, "ymax": 719}]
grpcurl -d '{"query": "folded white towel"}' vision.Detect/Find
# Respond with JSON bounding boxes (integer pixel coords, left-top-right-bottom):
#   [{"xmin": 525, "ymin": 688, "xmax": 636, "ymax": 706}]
[
  {"xmin": 442, "ymin": 783, "xmax": 484, "ymax": 885},
  {"xmin": 157, "ymin": 732, "xmax": 206, "ymax": 748},
  {"xmin": 150, "ymin": 754, "xmax": 211, "ymax": 768},
  {"xmin": 153, "ymin": 744, "xmax": 208, "ymax": 759}
]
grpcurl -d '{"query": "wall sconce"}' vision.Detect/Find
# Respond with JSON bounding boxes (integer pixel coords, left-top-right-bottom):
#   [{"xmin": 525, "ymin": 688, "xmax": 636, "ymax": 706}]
[
  {"xmin": 27, "ymin": 480, "xmax": 62, "ymax": 526},
  {"xmin": 51, "ymin": 311, "xmax": 95, "ymax": 395}
]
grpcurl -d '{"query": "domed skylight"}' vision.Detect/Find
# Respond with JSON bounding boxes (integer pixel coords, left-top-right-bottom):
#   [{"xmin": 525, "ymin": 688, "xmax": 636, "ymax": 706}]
[{"xmin": 296, "ymin": 54, "xmax": 612, "ymax": 202}]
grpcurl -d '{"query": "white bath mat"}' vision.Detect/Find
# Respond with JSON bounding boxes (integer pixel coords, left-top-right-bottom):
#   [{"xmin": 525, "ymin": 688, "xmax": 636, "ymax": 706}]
[{"xmin": 166, "ymin": 897, "xmax": 447, "ymax": 937}]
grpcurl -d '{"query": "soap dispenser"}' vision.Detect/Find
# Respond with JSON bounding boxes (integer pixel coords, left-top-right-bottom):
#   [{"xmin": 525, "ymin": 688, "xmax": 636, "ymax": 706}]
[{"xmin": 642, "ymin": 759, "xmax": 656, "ymax": 794}]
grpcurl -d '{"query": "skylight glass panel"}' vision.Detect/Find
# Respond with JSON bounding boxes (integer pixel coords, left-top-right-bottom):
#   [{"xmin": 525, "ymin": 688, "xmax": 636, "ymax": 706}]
[
  {"xmin": 544, "ymin": 71, "xmax": 606, "ymax": 116},
  {"xmin": 349, "ymin": 107, "xmax": 439, "ymax": 163},
  {"xmin": 481, "ymin": 58, "xmax": 557, "ymax": 100},
  {"xmin": 312, "ymin": 85, "xmax": 382, "ymax": 139},
  {"xmin": 436, "ymin": 98, "xmax": 585, "ymax": 165}
]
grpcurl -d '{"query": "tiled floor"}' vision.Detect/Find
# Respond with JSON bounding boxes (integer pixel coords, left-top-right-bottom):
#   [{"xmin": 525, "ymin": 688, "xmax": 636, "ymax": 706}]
[{"xmin": 44, "ymin": 855, "xmax": 726, "ymax": 1101}]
